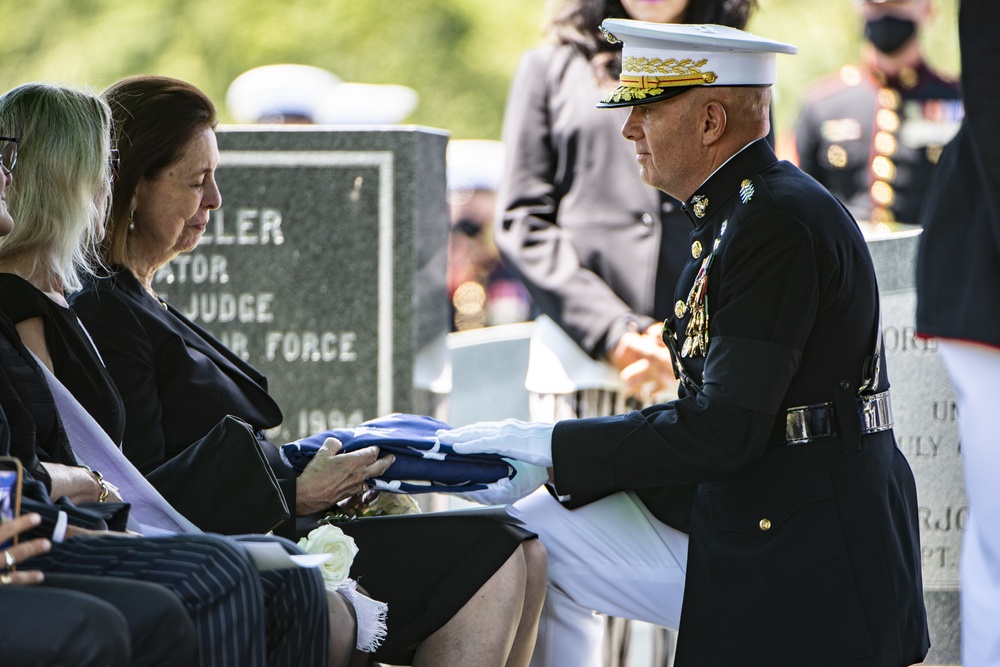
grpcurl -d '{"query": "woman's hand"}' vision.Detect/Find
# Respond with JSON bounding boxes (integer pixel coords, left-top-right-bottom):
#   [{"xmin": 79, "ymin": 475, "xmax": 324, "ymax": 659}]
[
  {"xmin": 295, "ymin": 437, "xmax": 396, "ymax": 515},
  {"xmin": 609, "ymin": 327, "xmax": 678, "ymax": 401},
  {"xmin": 0, "ymin": 513, "xmax": 51, "ymax": 586}
]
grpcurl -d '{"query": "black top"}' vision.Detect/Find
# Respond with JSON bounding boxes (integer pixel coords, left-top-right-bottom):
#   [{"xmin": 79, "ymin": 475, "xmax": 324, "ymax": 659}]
[
  {"xmin": 917, "ymin": 0, "xmax": 1000, "ymax": 349},
  {"xmin": 0, "ymin": 309, "xmax": 75, "ymax": 485},
  {"xmin": 0, "ymin": 311, "xmax": 131, "ymax": 538},
  {"xmin": 795, "ymin": 59, "xmax": 962, "ymax": 225},
  {"xmin": 0, "ymin": 274, "xmax": 125, "ymax": 445},
  {"xmin": 70, "ymin": 268, "xmax": 283, "ymax": 475}
]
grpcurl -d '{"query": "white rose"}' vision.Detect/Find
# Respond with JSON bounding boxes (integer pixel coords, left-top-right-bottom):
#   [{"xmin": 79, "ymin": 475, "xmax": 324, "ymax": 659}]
[{"xmin": 297, "ymin": 524, "xmax": 359, "ymax": 587}]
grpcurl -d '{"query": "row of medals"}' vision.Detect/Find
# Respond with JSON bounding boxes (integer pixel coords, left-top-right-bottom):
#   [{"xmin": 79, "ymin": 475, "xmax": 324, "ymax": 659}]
[{"xmin": 675, "ymin": 179, "xmax": 753, "ymax": 358}]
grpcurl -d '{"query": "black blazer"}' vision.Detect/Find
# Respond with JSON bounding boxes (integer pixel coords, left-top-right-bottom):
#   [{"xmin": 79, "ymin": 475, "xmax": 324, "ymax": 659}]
[
  {"xmin": 917, "ymin": 0, "xmax": 1000, "ymax": 348},
  {"xmin": 0, "ymin": 312, "xmax": 132, "ymax": 538},
  {"xmin": 72, "ymin": 269, "xmax": 283, "ymax": 476},
  {"xmin": 553, "ymin": 140, "xmax": 929, "ymax": 665}
]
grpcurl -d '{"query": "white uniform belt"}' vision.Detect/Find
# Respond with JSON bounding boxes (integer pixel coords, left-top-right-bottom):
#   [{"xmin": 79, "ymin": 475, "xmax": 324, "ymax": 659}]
[{"xmin": 785, "ymin": 390, "xmax": 893, "ymax": 445}]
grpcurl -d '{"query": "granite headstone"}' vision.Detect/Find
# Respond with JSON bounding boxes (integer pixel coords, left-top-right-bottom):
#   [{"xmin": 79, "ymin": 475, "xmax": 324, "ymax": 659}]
[
  {"xmin": 154, "ymin": 126, "xmax": 449, "ymax": 443},
  {"xmin": 446, "ymin": 321, "xmax": 534, "ymax": 427},
  {"xmin": 869, "ymin": 230, "xmax": 963, "ymax": 666}
]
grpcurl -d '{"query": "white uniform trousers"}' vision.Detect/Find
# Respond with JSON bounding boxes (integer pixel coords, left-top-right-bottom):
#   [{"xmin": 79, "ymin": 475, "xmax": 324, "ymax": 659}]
[
  {"xmin": 938, "ymin": 340, "xmax": 1000, "ymax": 666},
  {"xmin": 510, "ymin": 488, "xmax": 688, "ymax": 667}
]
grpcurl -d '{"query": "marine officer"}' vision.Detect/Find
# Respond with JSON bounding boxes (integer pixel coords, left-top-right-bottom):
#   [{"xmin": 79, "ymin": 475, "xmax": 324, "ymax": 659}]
[{"xmin": 440, "ymin": 19, "xmax": 931, "ymax": 667}]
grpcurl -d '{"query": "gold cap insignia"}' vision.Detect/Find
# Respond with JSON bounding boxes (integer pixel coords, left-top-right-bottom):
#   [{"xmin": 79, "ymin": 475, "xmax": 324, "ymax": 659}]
[{"xmin": 595, "ymin": 20, "xmax": 797, "ymax": 109}]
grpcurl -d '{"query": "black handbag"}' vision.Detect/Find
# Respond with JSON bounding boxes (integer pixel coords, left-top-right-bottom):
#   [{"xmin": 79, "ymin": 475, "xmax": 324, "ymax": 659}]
[{"xmin": 146, "ymin": 415, "xmax": 290, "ymax": 534}]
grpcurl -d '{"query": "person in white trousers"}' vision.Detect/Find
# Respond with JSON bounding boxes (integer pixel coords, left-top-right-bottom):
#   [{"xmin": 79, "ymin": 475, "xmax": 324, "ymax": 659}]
[{"xmin": 915, "ymin": 1, "xmax": 1000, "ymax": 664}]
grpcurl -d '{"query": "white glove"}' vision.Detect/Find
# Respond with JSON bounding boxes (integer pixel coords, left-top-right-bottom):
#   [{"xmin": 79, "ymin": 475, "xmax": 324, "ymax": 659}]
[
  {"xmin": 437, "ymin": 418, "xmax": 554, "ymax": 467},
  {"xmin": 457, "ymin": 460, "xmax": 549, "ymax": 506}
]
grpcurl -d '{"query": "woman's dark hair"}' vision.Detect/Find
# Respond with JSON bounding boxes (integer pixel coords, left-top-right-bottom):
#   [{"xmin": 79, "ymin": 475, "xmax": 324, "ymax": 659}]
[
  {"xmin": 100, "ymin": 75, "xmax": 217, "ymax": 265},
  {"xmin": 547, "ymin": 0, "xmax": 755, "ymax": 76}
]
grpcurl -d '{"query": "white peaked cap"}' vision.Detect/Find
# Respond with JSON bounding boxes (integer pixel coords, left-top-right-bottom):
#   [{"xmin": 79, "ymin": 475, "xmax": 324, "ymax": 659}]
[
  {"xmin": 226, "ymin": 64, "xmax": 340, "ymax": 123},
  {"xmin": 312, "ymin": 83, "xmax": 419, "ymax": 125},
  {"xmin": 597, "ymin": 20, "xmax": 797, "ymax": 108}
]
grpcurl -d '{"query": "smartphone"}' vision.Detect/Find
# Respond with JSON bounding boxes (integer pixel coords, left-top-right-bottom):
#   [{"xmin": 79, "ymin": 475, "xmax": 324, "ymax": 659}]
[{"xmin": 0, "ymin": 456, "xmax": 22, "ymax": 551}]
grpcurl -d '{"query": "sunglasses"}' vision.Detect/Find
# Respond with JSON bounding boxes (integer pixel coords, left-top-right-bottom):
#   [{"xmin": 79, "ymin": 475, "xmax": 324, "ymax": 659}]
[{"xmin": 0, "ymin": 137, "xmax": 17, "ymax": 174}]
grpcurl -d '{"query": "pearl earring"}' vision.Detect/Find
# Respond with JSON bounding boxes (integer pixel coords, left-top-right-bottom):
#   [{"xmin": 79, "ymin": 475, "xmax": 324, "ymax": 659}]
[{"xmin": 128, "ymin": 210, "xmax": 135, "ymax": 232}]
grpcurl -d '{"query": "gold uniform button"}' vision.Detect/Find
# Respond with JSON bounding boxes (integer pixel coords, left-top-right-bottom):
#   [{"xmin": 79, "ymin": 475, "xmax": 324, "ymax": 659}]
[
  {"xmin": 839, "ymin": 64, "xmax": 861, "ymax": 87},
  {"xmin": 871, "ymin": 180, "xmax": 895, "ymax": 206},
  {"xmin": 691, "ymin": 240, "xmax": 703, "ymax": 259},
  {"xmin": 899, "ymin": 66, "xmax": 918, "ymax": 90},
  {"xmin": 876, "ymin": 108, "xmax": 900, "ymax": 133},
  {"xmin": 759, "ymin": 518, "xmax": 772, "ymax": 532},
  {"xmin": 827, "ymin": 144, "xmax": 848, "ymax": 169},
  {"xmin": 871, "ymin": 206, "xmax": 895, "ymax": 225},
  {"xmin": 874, "ymin": 131, "xmax": 898, "ymax": 157},
  {"xmin": 674, "ymin": 300, "xmax": 687, "ymax": 319},
  {"xmin": 877, "ymin": 87, "xmax": 900, "ymax": 110},
  {"xmin": 871, "ymin": 155, "xmax": 896, "ymax": 181}
]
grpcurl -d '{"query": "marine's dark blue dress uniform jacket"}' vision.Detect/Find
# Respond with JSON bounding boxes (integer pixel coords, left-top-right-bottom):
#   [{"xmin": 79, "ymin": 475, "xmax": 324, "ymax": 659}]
[{"xmin": 552, "ymin": 139, "xmax": 930, "ymax": 666}]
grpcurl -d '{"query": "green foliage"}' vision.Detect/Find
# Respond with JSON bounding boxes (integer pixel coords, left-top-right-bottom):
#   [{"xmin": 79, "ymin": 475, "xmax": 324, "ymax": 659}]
[{"xmin": 0, "ymin": 0, "xmax": 959, "ymax": 142}]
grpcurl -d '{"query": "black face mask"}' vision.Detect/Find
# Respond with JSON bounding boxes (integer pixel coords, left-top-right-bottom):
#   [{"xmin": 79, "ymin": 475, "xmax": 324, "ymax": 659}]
[{"xmin": 864, "ymin": 15, "xmax": 918, "ymax": 54}]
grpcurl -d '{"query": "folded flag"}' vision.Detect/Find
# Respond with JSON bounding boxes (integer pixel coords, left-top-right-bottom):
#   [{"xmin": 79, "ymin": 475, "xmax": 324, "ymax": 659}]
[{"xmin": 280, "ymin": 413, "xmax": 516, "ymax": 494}]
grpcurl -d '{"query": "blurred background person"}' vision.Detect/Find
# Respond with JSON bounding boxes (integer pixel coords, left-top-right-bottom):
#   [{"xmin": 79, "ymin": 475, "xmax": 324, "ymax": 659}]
[
  {"xmin": 227, "ymin": 63, "xmax": 419, "ymax": 126},
  {"xmin": 794, "ymin": 0, "xmax": 962, "ymax": 230},
  {"xmin": 227, "ymin": 64, "xmax": 341, "ymax": 124},
  {"xmin": 494, "ymin": 1, "xmax": 755, "ymax": 665},
  {"xmin": 446, "ymin": 139, "xmax": 531, "ymax": 332}
]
